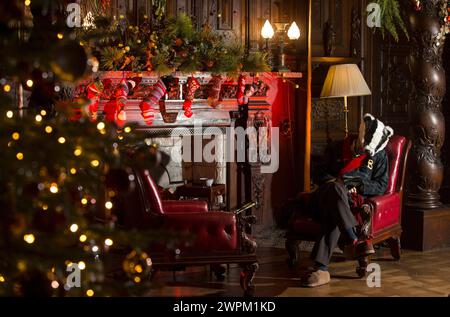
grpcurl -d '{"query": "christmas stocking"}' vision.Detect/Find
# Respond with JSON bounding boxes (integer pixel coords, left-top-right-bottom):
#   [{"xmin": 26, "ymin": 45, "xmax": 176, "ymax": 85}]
[
  {"xmin": 70, "ymin": 90, "xmax": 85, "ymax": 122},
  {"xmin": 86, "ymin": 80, "xmax": 103, "ymax": 121},
  {"xmin": 115, "ymin": 79, "xmax": 130, "ymax": 127},
  {"xmin": 242, "ymin": 83, "xmax": 258, "ymax": 104},
  {"xmin": 207, "ymin": 75, "xmax": 224, "ymax": 108},
  {"xmin": 139, "ymin": 79, "xmax": 167, "ymax": 125},
  {"xmin": 183, "ymin": 76, "xmax": 200, "ymax": 118},
  {"xmin": 236, "ymin": 75, "xmax": 246, "ymax": 105}
]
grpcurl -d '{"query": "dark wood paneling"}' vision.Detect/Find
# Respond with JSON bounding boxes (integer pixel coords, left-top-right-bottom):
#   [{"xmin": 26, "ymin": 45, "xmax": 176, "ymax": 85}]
[
  {"xmin": 217, "ymin": 0, "xmax": 233, "ymax": 29},
  {"xmin": 361, "ymin": 0, "xmax": 412, "ymax": 138},
  {"xmin": 371, "ymin": 40, "xmax": 412, "ymax": 137}
]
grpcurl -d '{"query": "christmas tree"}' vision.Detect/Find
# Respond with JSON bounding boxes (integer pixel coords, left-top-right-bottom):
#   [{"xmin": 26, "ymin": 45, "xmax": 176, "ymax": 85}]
[{"xmin": 0, "ymin": 0, "xmax": 166, "ymax": 296}]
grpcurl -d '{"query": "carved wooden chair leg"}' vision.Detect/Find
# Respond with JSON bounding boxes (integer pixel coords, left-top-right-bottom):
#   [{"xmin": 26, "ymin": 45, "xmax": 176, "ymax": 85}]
[
  {"xmin": 285, "ymin": 238, "xmax": 300, "ymax": 268},
  {"xmin": 240, "ymin": 262, "xmax": 259, "ymax": 297},
  {"xmin": 356, "ymin": 256, "xmax": 370, "ymax": 278},
  {"xmin": 387, "ymin": 236, "xmax": 401, "ymax": 260}
]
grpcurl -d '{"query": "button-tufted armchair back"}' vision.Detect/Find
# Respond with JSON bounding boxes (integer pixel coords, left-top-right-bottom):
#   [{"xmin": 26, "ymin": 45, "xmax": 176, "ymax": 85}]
[{"xmin": 384, "ymin": 135, "xmax": 408, "ymax": 194}]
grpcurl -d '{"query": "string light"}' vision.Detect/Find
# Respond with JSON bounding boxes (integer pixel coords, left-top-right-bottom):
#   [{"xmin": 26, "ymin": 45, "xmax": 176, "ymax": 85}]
[
  {"xmin": 40, "ymin": 110, "xmax": 47, "ymax": 116},
  {"xmin": 58, "ymin": 137, "xmax": 66, "ymax": 144},
  {"xmin": 51, "ymin": 281, "xmax": 59, "ymax": 289},
  {"xmin": 96, "ymin": 122, "xmax": 105, "ymax": 130},
  {"xmin": 134, "ymin": 265, "xmax": 143, "ymax": 273},
  {"xmin": 45, "ymin": 126, "xmax": 53, "ymax": 133},
  {"xmin": 79, "ymin": 234, "xmax": 87, "ymax": 242},
  {"xmin": 124, "ymin": 127, "xmax": 131, "ymax": 133},
  {"xmin": 86, "ymin": 289, "xmax": 94, "ymax": 297},
  {"xmin": 0, "ymin": 275, "xmax": 5, "ymax": 283},
  {"xmin": 25, "ymin": 0, "xmax": 31, "ymax": 6},
  {"xmin": 92, "ymin": 245, "xmax": 99, "ymax": 253},
  {"xmin": 69, "ymin": 224, "xmax": 79, "ymax": 233},
  {"xmin": 3, "ymin": 84, "xmax": 11, "ymax": 92},
  {"xmin": 81, "ymin": 198, "xmax": 88, "ymax": 205},
  {"xmin": 134, "ymin": 277, "xmax": 141, "ymax": 283},
  {"xmin": 17, "ymin": 260, "xmax": 26, "ymax": 271},
  {"xmin": 35, "ymin": 114, "xmax": 42, "ymax": 122},
  {"xmin": 26, "ymin": 79, "xmax": 33, "ymax": 88},
  {"xmin": 105, "ymin": 201, "xmax": 113, "ymax": 209},
  {"xmin": 70, "ymin": 168, "xmax": 77, "ymax": 175},
  {"xmin": 49, "ymin": 183, "xmax": 59, "ymax": 194},
  {"xmin": 74, "ymin": 147, "xmax": 82, "ymax": 156},
  {"xmin": 12, "ymin": 132, "xmax": 20, "ymax": 140},
  {"xmin": 78, "ymin": 261, "xmax": 86, "ymax": 270},
  {"xmin": 104, "ymin": 238, "xmax": 113, "ymax": 246},
  {"xmin": 90, "ymin": 160, "xmax": 100, "ymax": 167},
  {"xmin": 16, "ymin": 152, "xmax": 24, "ymax": 160},
  {"xmin": 23, "ymin": 234, "xmax": 35, "ymax": 244},
  {"xmin": 6, "ymin": 111, "xmax": 13, "ymax": 118},
  {"xmin": 57, "ymin": 33, "xmax": 64, "ymax": 39}
]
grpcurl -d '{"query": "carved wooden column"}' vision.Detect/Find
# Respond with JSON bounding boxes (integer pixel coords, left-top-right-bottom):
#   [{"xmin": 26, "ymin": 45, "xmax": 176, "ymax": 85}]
[
  {"xmin": 403, "ymin": 0, "xmax": 450, "ymax": 250},
  {"xmin": 405, "ymin": 0, "xmax": 446, "ymax": 209}
]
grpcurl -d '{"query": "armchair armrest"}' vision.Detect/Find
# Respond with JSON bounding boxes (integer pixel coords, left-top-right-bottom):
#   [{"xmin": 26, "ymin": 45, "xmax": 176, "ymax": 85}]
[
  {"xmin": 163, "ymin": 212, "xmax": 238, "ymax": 251},
  {"xmin": 365, "ymin": 193, "xmax": 401, "ymax": 234},
  {"xmin": 162, "ymin": 200, "xmax": 209, "ymax": 213},
  {"xmin": 365, "ymin": 193, "xmax": 400, "ymax": 210}
]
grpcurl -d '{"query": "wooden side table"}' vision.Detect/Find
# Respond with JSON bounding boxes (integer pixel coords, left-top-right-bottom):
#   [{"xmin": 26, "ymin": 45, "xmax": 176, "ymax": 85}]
[{"xmin": 175, "ymin": 183, "xmax": 226, "ymax": 210}]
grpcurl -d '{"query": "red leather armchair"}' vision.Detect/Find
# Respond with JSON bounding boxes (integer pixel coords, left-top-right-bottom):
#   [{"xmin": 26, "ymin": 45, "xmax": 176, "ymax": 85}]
[
  {"xmin": 120, "ymin": 169, "xmax": 258, "ymax": 296},
  {"xmin": 285, "ymin": 135, "xmax": 411, "ymax": 276}
]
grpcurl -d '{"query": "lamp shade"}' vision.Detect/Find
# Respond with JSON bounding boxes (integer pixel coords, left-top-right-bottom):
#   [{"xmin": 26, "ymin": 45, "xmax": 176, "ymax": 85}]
[{"xmin": 320, "ymin": 64, "xmax": 371, "ymax": 98}]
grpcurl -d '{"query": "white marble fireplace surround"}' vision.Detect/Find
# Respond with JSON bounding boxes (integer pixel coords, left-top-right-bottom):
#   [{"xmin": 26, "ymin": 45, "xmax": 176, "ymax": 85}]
[{"xmin": 141, "ymin": 127, "xmax": 229, "ymax": 189}]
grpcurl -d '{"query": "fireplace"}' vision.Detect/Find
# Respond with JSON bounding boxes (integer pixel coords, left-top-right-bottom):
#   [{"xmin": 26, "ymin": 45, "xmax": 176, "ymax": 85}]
[{"xmin": 81, "ymin": 71, "xmax": 301, "ymax": 227}]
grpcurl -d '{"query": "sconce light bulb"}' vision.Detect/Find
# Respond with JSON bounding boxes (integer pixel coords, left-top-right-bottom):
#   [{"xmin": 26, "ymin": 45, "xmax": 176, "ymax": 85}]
[
  {"xmin": 287, "ymin": 21, "xmax": 301, "ymax": 40},
  {"xmin": 261, "ymin": 20, "xmax": 275, "ymax": 39}
]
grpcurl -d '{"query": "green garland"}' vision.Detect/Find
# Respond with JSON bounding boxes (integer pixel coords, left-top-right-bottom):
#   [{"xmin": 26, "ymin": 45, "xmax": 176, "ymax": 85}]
[
  {"xmin": 81, "ymin": 13, "xmax": 270, "ymax": 74},
  {"xmin": 376, "ymin": 0, "xmax": 409, "ymax": 42}
]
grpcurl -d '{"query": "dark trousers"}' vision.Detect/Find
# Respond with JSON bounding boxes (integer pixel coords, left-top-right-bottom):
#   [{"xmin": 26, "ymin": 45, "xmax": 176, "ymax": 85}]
[{"xmin": 309, "ymin": 181, "xmax": 358, "ymax": 266}]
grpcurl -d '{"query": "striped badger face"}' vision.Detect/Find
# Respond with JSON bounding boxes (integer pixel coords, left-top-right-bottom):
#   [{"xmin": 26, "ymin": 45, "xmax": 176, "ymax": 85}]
[{"xmin": 361, "ymin": 114, "xmax": 394, "ymax": 156}]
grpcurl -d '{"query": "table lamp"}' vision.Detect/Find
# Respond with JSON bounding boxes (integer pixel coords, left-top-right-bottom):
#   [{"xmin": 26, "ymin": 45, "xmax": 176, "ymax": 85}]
[{"xmin": 320, "ymin": 64, "xmax": 371, "ymax": 136}]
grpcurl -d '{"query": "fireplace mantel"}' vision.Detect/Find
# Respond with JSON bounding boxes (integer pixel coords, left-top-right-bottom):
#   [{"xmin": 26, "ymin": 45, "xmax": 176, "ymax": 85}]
[{"xmin": 78, "ymin": 71, "xmax": 301, "ymax": 131}]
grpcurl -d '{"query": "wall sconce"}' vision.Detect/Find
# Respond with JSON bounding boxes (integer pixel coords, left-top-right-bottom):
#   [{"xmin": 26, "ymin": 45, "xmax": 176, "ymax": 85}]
[
  {"xmin": 261, "ymin": 20, "xmax": 275, "ymax": 48},
  {"xmin": 261, "ymin": 20, "xmax": 300, "ymax": 72}
]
